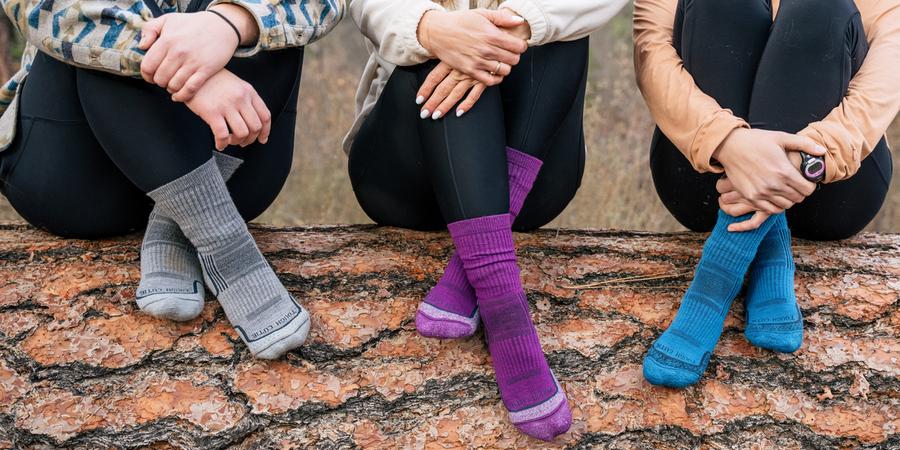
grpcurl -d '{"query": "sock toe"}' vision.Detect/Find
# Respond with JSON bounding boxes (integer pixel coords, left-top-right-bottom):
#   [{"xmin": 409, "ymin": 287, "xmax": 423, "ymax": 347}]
[
  {"xmin": 515, "ymin": 399, "xmax": 572, "ymax": 442},
  {"xmin": 745, "ymin": 329, "xmax": 803, "ymax": 353},
  {"xmin": 252, "ymin": 308, "xmax": 311, "ymax": 360},
  {"xmin": 642, "ymin": 351, "xmax": 703, "ymax": 388},
  {"xmin": 141, "ymin": 297, "xmax": 205, "ymax": 322}
]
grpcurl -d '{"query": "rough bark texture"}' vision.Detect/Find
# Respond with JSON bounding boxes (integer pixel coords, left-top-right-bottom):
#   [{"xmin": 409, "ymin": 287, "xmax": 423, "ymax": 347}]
[{"xmin": 0, "ymin": 223, "xmax": 897, "ymax": 449}]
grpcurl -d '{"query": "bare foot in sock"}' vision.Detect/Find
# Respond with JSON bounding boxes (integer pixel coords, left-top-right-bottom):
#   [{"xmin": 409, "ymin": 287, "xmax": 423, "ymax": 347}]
[{"xmin": 148, "ymin": 157, "xmax": 310, "ymax": 359}]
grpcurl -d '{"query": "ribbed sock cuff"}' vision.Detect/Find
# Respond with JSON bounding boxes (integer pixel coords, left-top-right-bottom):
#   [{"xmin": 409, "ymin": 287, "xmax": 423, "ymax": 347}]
[
  {"xmin": 213, "ymin": 152, "xmax": 244, "ymax": 181},
  {"xmin": 507, "ymin": 147, "xmax": 543, "ymax": 218},
  {"xmin": 447, "ymin": 214, "xmax": 511, "ymax": 237}
]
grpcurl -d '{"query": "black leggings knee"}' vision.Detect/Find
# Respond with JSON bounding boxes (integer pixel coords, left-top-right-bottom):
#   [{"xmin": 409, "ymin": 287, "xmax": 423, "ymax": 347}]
[
  {"xmin": 650, "ymin": 0, "xmax": 892, "ymax": 240},
  {"xmin": 349, "ymin": 38, "xmax": 589, "ymax": 230},
  {"xmin": 0, "ymin": 48, "xmax": 302, "ymax": 239}
]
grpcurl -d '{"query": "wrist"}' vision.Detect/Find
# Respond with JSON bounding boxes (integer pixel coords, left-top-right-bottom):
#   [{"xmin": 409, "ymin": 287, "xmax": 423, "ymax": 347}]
[
  {"xmin": 417, "ymin": 10, "xmax": 442, "ymax": 54},
  {"xmin": 713, "ymin": 128, "xmax": 744, "ymax": 166},
  {"xmin": 209, "ymin": 4, "xmax": 259, "ymax": 47}
]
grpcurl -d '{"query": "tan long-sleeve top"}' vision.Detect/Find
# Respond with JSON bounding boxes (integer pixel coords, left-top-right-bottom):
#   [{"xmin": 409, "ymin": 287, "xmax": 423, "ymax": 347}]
[{"xmin": 634, "ymin": 0, "xmax": 900, "ymax": 183}]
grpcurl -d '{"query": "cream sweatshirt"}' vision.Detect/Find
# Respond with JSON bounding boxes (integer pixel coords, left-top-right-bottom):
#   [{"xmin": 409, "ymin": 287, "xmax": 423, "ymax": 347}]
[{"xmin": 343, "ymin": 0, "xmax": 630, "ymax": 154}]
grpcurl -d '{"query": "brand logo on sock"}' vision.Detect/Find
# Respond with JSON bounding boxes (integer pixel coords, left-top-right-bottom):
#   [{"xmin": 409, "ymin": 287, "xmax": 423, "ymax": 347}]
[
  {"xmin": 235, "ymin": 297, "xmax": 305, "ymax": 342},
  {"xmin": 136, "ymin": 281, "xmax": 201, "ymax": 299}
]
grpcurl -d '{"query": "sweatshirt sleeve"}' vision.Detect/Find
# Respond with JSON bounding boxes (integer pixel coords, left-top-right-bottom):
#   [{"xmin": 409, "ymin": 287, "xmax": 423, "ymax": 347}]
[
  {"xmin": 797, "ymin": 1, "xmax": 900, "ymax": 183},
  {"xmin": 207, "ymin": 0, "xmax": 345, "ymax": 57},
  {"xmin": 1, "ymin": 0, "xmax": 149, "ymax": 77},
  {"xmin": 499, "ymin": 0, "xmax": 629, "ymax": 46},
  {"xmin": 633, "ymin": 0, "xmax": 748, "ymax": 174},
  {"xmin": 349, "ymin": 0, "xmax": 444, "ymax": 67}
]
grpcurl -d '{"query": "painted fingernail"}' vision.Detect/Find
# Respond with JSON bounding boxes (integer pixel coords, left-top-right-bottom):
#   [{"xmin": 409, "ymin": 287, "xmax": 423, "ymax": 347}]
[
  {"xmin": 511, "ymin": 15, "xmax": 525, "ymax": 22},
  {"xmin": 431, "ymin": 110, "xmax": 442, "ymax": 120},
  {"xmin": 420, "ymin": 109, "xmax": 430, "ymax": 119},
  {"xmin": 456, "ymin": 109, "xmax": 464, "ymax": 117},
  {"xmin": 416, "ymin": 96, "xmax": 425, "ymax": 105}
]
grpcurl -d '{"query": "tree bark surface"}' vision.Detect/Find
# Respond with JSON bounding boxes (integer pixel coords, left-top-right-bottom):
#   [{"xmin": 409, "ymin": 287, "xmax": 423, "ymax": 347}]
[{"xmin": 0, "ymin": 223, "xmax": 897, "ymax": 449}]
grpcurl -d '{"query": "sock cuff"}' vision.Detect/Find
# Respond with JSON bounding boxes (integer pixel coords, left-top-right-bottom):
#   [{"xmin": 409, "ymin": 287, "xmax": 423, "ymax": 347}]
[
  {"xmin": 214, "ymin": 152, "xmax": 244, "ymax": 181},
  {"xmin": 506, "ymin": 147, "xmax": 543, "ymax": 173},
  {"xmin": 148, "ymin": 157, "xmax": 221, "ymax": 204},
  {"xmin": 447, "ymin": 214, "xmax": 512, "ymax": 238}
]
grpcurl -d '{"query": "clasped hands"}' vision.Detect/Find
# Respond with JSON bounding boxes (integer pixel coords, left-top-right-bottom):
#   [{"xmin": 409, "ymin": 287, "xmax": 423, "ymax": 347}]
[
  {"xmin": 137, "ymin": 4, "xmax": 269, "ymax": 150},
  {"xmin": 415, "ymin": 8, "xmax": 531, "ymax": 119},
  {"xmin": 714, "ymin": 128, "xmax": 827, "ymax": 231}
]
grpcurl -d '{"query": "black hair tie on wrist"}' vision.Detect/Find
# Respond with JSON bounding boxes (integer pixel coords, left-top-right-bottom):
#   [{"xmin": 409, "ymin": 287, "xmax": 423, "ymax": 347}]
[{"xmin": 208, "ymin": 9, "xmax": 243, "ymax": 46}]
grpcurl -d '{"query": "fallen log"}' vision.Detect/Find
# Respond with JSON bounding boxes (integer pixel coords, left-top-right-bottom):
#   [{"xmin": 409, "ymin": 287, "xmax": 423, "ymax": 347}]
[{"xmin": 0, "ymin": 223, "xmax": 897, "ymax": 449}]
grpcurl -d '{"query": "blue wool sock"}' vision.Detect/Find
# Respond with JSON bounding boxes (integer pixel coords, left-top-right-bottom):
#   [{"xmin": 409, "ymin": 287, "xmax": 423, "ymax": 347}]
[
  {"xmin": 643, "ymin": 210, "xmax": 777, "ymax": 388},
  {"xmin": 744, "ymin": 214, "xmax": 803, "ymax": 353}
]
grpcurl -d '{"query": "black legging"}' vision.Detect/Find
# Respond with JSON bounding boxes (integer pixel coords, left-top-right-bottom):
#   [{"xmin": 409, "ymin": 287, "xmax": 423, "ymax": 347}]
[
  {"xmin": 0, "ymin": 48, "xmax": 302, "ymax": 239},
  {"xmin": 349, "ymin": 38, "xmax": 588, "ymax": 230},
  {"xmin": 650, "ymin": 0, "xmax": 893, "ymax": 241}
]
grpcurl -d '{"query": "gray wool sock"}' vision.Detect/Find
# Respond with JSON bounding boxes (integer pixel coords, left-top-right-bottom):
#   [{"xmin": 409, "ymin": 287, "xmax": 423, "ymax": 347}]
[
  {"xmin": 136, "ymin": 153, "xmax": 244, "ymax": 321},
  {"xmin": 148, "ymin": 157, "xmax": 310, "ymax": 359}
]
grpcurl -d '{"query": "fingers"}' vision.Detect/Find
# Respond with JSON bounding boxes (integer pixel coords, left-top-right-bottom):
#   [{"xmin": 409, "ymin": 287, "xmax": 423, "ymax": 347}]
[
  {"xmin": 728, "ymin": 211, "xmax": 771, "ymax": 233},
  {"xmin": 479, "ymin": 9, "xmax": 527, "ymax": 28},
  {"xmin": 416, "ymin": 63, "xmax": 453, "ymax": 106},
  {"xmin": 138, "ymin": 17, "xmax": 164, "ymax": 50},
  {"xmin": 167, "ymin": 66, "xmax": 193, "ymax": 94},
  {"xmin": 171, "ymin": 71, "xmax": 209, "ymax": 102},
  {"xmin": 140, "ymin": 44, "xmax": 167, "ymax": 83},
  {"xmin": 421, "ymin": 75, "xmax": 459, "ymax": 119},
  {"xmin": 466, "ymin": 66, "xmax": 499, "ymax": 86},
  {"xmin": 433, "ymin": 81, "xmax": 473, "ymax": 119},
  {"xmin": 238, "ymin": 102, "xmax": 263, "ymax": 147},
  {"xmin": 719, "ymin": 190, "xmax": 744, "ymax": 205},
  {"xmin": 153, "ymin": 49, "xmax": 184, "ymax": 89},
  {"xmin": 777, "ymin": 132, "xmax": 827, "ymax": 156},
  {"xmin": 719, "ymin": 197, "xmax": 755, "ymax": 218},
  {"xmin": 784, "ymin": 173, "xmax": 817, "ymax": 197},
  {"xmin": 224, "ymin": 109, "xmax": 249, "ymax": 148},
  {"xmin": 748, "ymin": 197, "xmax": 784, "ymax": 215},
  {"xmin": 251, "ymin": 94, "xmax": 272, "ymax": 145},
  {"xmin": 208, "ymin": 116, "xmax": 230, "ymax": 151},
  {"xmin": 455, "ymin": 83, "xmax": 486, "ymax": 117},
  {"xmin": 767, "ymin": 195, "xmax": 796, "ymax": 210},
  {"xmin": 715, "ymin": 177, "xmax": 734, "ymax": 195}
]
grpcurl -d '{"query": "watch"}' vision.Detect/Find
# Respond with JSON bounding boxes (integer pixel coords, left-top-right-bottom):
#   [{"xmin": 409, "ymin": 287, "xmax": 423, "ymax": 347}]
[{"xmin": 800, "ymin": 152, "xmax": 825, "ymax": 183}]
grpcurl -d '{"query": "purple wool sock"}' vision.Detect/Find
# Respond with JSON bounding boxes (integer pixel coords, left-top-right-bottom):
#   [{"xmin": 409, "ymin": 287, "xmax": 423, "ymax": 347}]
[
  {"xmin": 416, "ymin": 148, "xmax": 543, "ymax": 339},
  {"xmin": 449, "ymin": 214, "xmax": 571, "ymax": 441}
]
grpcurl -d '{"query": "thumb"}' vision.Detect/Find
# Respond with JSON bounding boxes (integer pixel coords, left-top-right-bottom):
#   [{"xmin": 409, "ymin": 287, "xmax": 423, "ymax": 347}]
[
  {"xmin": 139, "ymin": 17, "xmax": 165, "ymax": 50},
  {"xmin": 778, "ymin": 132, "xmax": 827, "ymax": 156},
  {"xmin": 480, "ymin": 9, "xmax": 526, "ymax": 28}
]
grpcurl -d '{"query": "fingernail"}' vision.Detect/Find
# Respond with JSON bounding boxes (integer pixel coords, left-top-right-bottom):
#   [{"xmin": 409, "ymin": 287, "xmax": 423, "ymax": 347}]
[
  {"xmin": 431, "ymin": 110, "xmax": 442, "ymax": 120},
  {"xmin": 416, "ymin": 96, "xmax": 425, "ymax": 105},
  {"xmin": 420, "ymin": 109, "xmax": 430, "ymax": 119},
  {"xmin": 511, "ymin": 15, "xmax": 525, "ymax": 22},
  {"xmin": 456, "ymin": 109, "xmax": 464, "ymax": 117},
  {"xmin": 816, "ymin": 145, "xmax": 826, "ymax": 153}
]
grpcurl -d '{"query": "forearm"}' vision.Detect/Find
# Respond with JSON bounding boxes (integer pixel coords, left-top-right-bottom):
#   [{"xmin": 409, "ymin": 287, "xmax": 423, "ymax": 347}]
[
  {"xmin": 209, "ymin": 0, "xmax": 345, "ymax": 56},
  {"xmin": 2, "ymin": 0, "xmax": 147, "ymax": 77},
  {"xmin": 797, "ymin": 2, "xmax": 900, "ymax": 183},
  {"xmin": 500, "ymin": 0, "xmax": 629, "ymax": 46},
  {"xmin": 351, "ymin": 0, "xmax": 443, "ymax": 66},
  {"xmin": 634, "ymin": 0, "xmax": 747, "ymax": 174}
]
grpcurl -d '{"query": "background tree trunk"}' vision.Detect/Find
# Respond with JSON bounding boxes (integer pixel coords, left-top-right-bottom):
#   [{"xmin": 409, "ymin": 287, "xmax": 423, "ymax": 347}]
[
  {"xmin": 0, "ymin": 15, "xmax": 17, "ymax": 81},
  {"xmin": 0, "ymin": 224, "xmax": 897, "ymax": 449}
]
